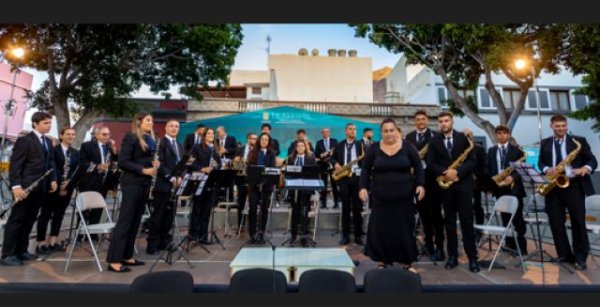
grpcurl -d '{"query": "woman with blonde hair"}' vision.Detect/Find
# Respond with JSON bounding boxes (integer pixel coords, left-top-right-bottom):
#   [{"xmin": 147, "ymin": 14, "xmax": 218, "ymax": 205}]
[{"xmin": 106, "ymin": 113, "xmax": 159, "ymax": 272}]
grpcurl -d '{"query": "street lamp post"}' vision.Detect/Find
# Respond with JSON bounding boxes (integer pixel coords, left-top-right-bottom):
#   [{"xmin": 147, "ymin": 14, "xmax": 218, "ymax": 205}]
[{"xmin": 0, "ymin": 47, "xmax": 25, "ymax": 173}]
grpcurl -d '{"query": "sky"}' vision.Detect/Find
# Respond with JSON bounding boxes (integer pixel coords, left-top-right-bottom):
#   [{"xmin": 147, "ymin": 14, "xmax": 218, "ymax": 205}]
[{"xmin": 16, "ymin": 24, "xmax": 402, "ymax": 136}]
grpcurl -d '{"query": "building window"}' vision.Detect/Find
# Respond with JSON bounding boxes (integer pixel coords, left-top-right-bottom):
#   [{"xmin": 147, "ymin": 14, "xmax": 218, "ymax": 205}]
[
  {"xmin": 502, "ymin": 88, "xmax": 522, "ymax": 110},
  {"xmin": 251, "ymin": 87, "xmax": 262, "ymax": 95},
  {"xmin": 549, "ymin": 90, "xmax": 571, "ymax": 112},
  {"xmin": 437, "ymin": 87, "xmax": 447, "ymax": 106},
  {"xmin": 526, "ymin": 89, "xmax": 551, "ymax": 111},
  {"xmin": 570, "ymin": 89, "xmax": 590, "ymax": 111}
]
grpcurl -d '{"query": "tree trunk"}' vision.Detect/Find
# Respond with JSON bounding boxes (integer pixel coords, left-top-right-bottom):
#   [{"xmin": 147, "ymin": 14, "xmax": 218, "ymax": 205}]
[
  {"xmin": 72, "ymin": 109, "xmax": 101, "ymax": 149},
  {"xmin": 52, "ymin": 95, "xmax": 71, "ymax": 137}
]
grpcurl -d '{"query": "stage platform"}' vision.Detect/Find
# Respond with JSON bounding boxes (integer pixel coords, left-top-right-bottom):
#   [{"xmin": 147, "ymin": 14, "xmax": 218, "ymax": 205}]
[{"xmin": 1, "ymin": 226, "xmax": 600, "ymax": 293}]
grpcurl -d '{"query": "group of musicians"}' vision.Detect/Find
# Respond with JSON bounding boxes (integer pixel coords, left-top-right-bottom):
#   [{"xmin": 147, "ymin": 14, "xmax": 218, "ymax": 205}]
[{"xmin": 0, "ymin": 110, "xmax": 597, "ymax": 274}]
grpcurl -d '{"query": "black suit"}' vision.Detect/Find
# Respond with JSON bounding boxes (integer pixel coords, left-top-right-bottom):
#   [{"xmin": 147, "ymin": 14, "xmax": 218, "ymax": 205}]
[
  {"xmin": 146, "ymin": 137, "xmax": 184, "ymax": 251},
  {"xmin": 188, "ymin": 143, "xmax": 222, "ymax": 241},
  {"xmin": 247, "ymin": 149, "xmax": 277, "ymax": 239},
  {"xmin": 406, "ymin": 128, "xmax": 444, "ymax": 254},
  {"xmin": 486, "ymin": 143, "xmax": 527, "ymax": 252},
  {"xmin": 286, "ymin": 154, "xmax": 317, "ymax": 240},
  {"xmin": 2, "ymin": 132, "xmax": 57, "ymax": 259},
  {"xmin": 426, "ymin": 130, "xmax": 478, "ymax": 261},
  {"xmin": 78, "ymin": 140, "xmax": 115, "ymax": 228},
  {"xmin": 217, "ymin": 135, "xmax": 238, "ymax": 202},
  {"xmin": 314, "ymin": 138, "xmax": 340, "ymax": 207},
  {"xmin": 106, "ymin": 133, "xmax": 155, "ymax": 263},
  {"xmin": 37, "ymin": 145, "xmax": 80, "ymax": 242},
  {"xmin": 331, "ymin": 139, "xmax": 365, "ymax": 240},
  {"xmin": 270, "ymin": 138, "xmax": 281, "ymax": 157},
  {"xmin": 233, "ymin": 145, "xmax": 252, "ymax": 228},
  {"xmin": 287, "ymin": 139, "xmax": 314, "ymax": 156},
  {"xmin": 538, "ymin": 135, "xmax": 598, "ymax": 264},
  {"xmin": 183, "ymin": 133, "xmax": 201, "ymax": 154}
]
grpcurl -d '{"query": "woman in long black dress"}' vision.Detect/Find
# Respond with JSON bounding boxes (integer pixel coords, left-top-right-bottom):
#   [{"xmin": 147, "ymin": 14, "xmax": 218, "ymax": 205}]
[
  {"xmin": 359, "ymin": 118, "xmax": 425, "ymax": 272},
  {"xmin": 286, "ymin": 140, "xmax": 317, "ymax": 246}
]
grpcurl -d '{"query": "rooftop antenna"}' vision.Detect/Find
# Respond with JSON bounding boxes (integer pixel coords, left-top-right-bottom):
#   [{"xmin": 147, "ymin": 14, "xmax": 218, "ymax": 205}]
[{"xmin": 265, "ymin": 35, "xmax": 272, "ymax": 55}]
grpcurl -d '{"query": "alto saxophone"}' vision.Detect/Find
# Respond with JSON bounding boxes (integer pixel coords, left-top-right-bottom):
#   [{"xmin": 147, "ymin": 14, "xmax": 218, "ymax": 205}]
[
  {"xmin": 333, "ymin": 147, "xmax": 365, "ymax": 181},
  {"xmin": 436, "ymin": 134, "xmax": 474, "ymax": 189},
  {"xmin": 536, "ymin": 137, "xmax": 582, "ymax": 196},
  {"xmin": 418, "ymin": 143, "xmax": 429, "ymax": 160},
  {"xmin": 492, "ymin": 146, "xmax": 527, "ymax": 189}
]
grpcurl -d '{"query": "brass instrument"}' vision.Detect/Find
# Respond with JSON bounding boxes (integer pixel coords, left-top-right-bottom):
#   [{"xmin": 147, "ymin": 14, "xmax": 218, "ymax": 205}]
[
  {"xmin": 536, "ymin": 137, "xmax": 582, "ymax": 196},
  {"xmin": 148, "ymin": 138, "xmax": 161, "ymax": 201},
  {"xmin": 232, "ymin": 157, "xmax": 247, "ymax": 176},
  {"xmin": 278, "ymin": 154, "xmax": 291, "ymax": 189},
  {"xmin": 418, "ymin": 143, "xmax": 429, "ymax": 160},
  {"xmin": 436, "ymin": 134, "xmax": 474, "ymax": 189},
  {"xmin": 492, "ymin": 145, "xmax": 526, "ymax": 189},
  {"xmin": 332, "ymin": 148, "xmax": 365, "ymax": 181}
]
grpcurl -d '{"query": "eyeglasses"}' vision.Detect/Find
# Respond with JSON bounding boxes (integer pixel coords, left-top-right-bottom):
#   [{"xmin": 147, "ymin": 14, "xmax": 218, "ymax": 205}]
[{"xmin": 100, "ymin": 133, "xmax": 111, "ymax": 136}]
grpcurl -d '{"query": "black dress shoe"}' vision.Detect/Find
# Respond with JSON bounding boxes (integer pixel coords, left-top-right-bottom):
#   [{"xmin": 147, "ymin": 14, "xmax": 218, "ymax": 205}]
[
  {"xmin": 354, "ymin": 236, "xmax": 364, "ymax": 245},
  {"xmin": 431, "ymin": 249, "xmax": 446, "ymax": 261},
  {"xmin": 36, "ymin": 245, "xmax": 49, "ymax": 255},
  {"xmin": 0, "ymin": 256, "xmax": 23, "ymax": 266},
  {"xmin": 469, "ymin": 260, "xmax": 481, "ymax": 272},
  {"xmin": 17, "ymin": 252, "xmax": 38, "ymax": 261},
  {"xmin": 198, "ymin": 238, "xmax": 214, "ymax": 245},
  {"xmin": 445, "ymin": 257, "xmax": 458, "ymax": 269},
  {"xmin": 574, "ymin": 262, "xmax": 587, "ymax": 271},
  {"xmin": 107, "ymin": 264, "xmax": 132, "ymax": 273},
  {"xmin": 339, "ymin": 236, "xmax": 350, "ymax": 245},
  {"xmin": 121, "ymin": 259, "xmax": 145, "ymax": 266}
]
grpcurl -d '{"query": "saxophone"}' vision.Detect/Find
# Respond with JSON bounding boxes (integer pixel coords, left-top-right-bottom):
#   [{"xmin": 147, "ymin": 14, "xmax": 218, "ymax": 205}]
[
  {"xmin": 536, "ymin": 137, "xmax": 582, "ymax": 196},
  {"xmin": 436, "ymin": 134, "xmax": 474, "ymax": 189},
  {"xmin": 148, "ymin": 138, "xmax": 161, "ymax": 201},
  {"xmin": 418, "ymin": 143, "xmax": 429, "ymax": 160},
  {"xmin": 232, "ymin": 157, "xmax": 247, "ymax": 176},
  {"xmin": 333, "ymin": 145, "xmax": 365, "ymax": 181},
  {"xmin": 492, "ymin": 146, "xmax": 527, "ymax": 189}
]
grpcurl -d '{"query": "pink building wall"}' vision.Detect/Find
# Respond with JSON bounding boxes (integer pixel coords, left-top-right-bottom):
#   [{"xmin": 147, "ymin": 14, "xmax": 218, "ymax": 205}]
[{"xmin": 0, "ymin": 62, "xmax": 33, "ymax": 143}]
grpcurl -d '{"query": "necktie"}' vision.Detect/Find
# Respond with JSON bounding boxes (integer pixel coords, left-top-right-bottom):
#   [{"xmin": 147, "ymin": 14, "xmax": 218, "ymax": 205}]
[
  {"xmin": 446, "ymin": 137, "xmax": 453, "ymax": 158},
  {"xmin": 418, "ymin": 133, "xmax": 424, "ymax": 144},
  {"xmin": 102, "ymin": 144, "xmax": 108, "ymax": 163},
  {"xmin": 325, "ymin": 139, "xmax": 329, "ymax": 151},
  {"xmin": 41, "ymin": 135, "xmax": 48, "ymax": 155},
  {"xmin": 195, "ymin": 135, "xmax": 200, "ymax": 144},
  {"xmin": 555, "ymin": 138, "xmax": 563, "ymax": 166},
  {"xmin": 172, "ymin": 139, "xmax": 180, "ymax": 162},
  {"xmin": 346, "ymin": 142, "xmax": 353, "ymax": 165},
  {"xmin": 500, "ymin": 145, "xmax": 507, "ymax": 169},
  {"xmin": 258, "ymin": 150, "xmax": 265, "ymax": 165}
]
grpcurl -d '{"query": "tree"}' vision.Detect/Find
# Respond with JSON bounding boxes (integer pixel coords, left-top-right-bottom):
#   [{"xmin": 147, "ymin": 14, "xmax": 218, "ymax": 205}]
[
  {"xmin": 351, "ymin": 24, "xmax": 564, "ymax": 142},
  {"xmin": 564, "ymin": 24, "xmax": 600, "ymax": 133},
  {"xmin": 0, "ymin": 24, "xmax": 243, "ymax": 147}
]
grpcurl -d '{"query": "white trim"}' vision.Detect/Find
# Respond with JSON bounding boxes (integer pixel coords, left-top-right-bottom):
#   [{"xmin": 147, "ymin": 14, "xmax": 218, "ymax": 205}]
[
  {"xmin": 524, "ymin": 88, "xmax": 551, "ymax": 111},
  {"xmin": 477, "ymin": 86, "xmax": 503, "ymax": 110},
  {"xmin": 436, "ymin": 86, "xmax": 449, "ymax": 109},
  {"xmin": 569, "ymin": 89, "xmax": 590, "ymax": 111}
]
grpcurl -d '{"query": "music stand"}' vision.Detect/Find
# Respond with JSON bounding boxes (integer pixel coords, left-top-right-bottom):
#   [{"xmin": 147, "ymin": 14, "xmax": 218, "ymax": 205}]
[
  {"xmin": 281, "ymin": 165, "xmax": 324, "ymax": 247},
  {"xmin": 199, "ymin": 169, "xmax": 237, "ymax": 250},
  {"xmin": 149, "ymin": 172, "xmax": 202, "ymax": 272},
  {"xmin": 243, "ymin": 165, "xmax": 279, "ymax": 247},
  {"xmin": 511, "ymin": 162, "xmax": 573, "ymax": 275}
]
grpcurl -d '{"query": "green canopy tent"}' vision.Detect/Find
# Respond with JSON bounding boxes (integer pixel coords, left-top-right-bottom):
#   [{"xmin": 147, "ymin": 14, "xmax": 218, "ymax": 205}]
[{"xmin": 178, "ymin": 106, "xmax": 381, "ymax": 158}]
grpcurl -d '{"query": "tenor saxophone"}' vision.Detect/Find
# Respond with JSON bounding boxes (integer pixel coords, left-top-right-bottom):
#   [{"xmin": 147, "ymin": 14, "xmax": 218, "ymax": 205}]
[
  {"xmin": 436, "ymin": 134, "xmax": 474, "ymax": 189},
  {"xmin": 333, "ymin": 147, "xmax": 366, "ymax": 181},
  {"xmin": 536, "ymin": 137, "xmax": 582, "ymax": 196},
  {"xmin": 492, "ymin": 146, "xmax": 526, "ymax": 189}
]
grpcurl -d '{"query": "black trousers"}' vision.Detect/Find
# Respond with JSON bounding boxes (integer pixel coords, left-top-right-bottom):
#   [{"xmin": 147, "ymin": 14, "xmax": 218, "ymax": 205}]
[
  {"xmin": 544, "ymin": 181, "xmax": 589, "ymax": 263},
  {"xmin": 290, "ymin": 190, "xmax": 311, "ymax": 238},
  {"xmin": 106, "ymin": 184, "xmax": 148, "ymax": 263},
  {"xmin": 235, "ymin": 181, "xmax": 248, "ymax": 228},
  {"xmin": 441, "ymin": 184, "xmax": 477, "ymax": 260},
  {"xmin": 339, "ymin": 176, "xmax": 363, "ymax": 238},
  {"xmin": 494, "ymin": 188, "xmax": 527, "ymax": 252},
  {"xmin": 36, "ymin": 190, "xmax": 74, "ymax": 241},
  {"xmin": 416, "ymin": 176, "xmax": 444, "ymax": 251},
  {"xmin": 473, "ymin": 188, "xmax": 485, "ymax": 225},
  {"xmin": 248, "ymin": 184, "xmax": 272, "ymax": 238},
  {"xmin": 146, "ymin": 190, "xmax": 175, "ymax": 249},
  {"xmin": 319, "ymin": 169, "xmax": 340, "ymax": 206},
  {"xmin": 190, "ymin": 189, "xmax": 213, "ymax": 240},
  {"xmin": 1, "ymin": 192, "xmax": 44, "ymax": 258}
]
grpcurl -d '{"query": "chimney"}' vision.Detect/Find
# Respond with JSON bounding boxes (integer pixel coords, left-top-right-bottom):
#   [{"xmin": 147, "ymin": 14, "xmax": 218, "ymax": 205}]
[
  {"xmin": 298, "ymin": 48, "xmax": 308, "ymax": 56},
  {"xmin": 337, "ymin": 49, "xmax": 346, "ymax": 57},
  {"xmin": 327, "ymin": 49, "xmax": 336, "ymax": 56},
  {"xmin": 348, "ymin": 49, "xmax": 357, "ymax": 57},
  {"xmin": 311, "ymin": 49, "xmax": 319, "ymax": 56}
]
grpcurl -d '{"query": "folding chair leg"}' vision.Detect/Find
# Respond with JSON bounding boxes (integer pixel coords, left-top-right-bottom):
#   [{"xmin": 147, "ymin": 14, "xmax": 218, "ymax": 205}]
[
  {"xmin": 313, "ymin": 203, "xmax": 319, "ymax": 242},
  {"xmin": 514, "ymin": 231, "xmax": 526, "ymax": 273},
  {"xmin": 85, "ymin": 230, "xmax": 103, "ymax": 273},
  {"xmin": 237, "ymin": 214, "xmax": 245, "ymax": 239},
  {"xmin": 64, "ymin": 226, "xmax": 81, "ymax": 272},
  {"xmin": 488, "ymin": 233, "xmax": 509, "ymax": 272}
]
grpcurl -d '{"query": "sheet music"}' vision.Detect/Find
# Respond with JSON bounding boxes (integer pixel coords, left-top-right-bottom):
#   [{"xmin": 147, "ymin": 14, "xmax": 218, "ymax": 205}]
[
  {"xmin": 194, "ymin": 172, "xmax": 209, "ymax": 196},
  {"xmin": 284, "ymin": 179, "xmax": 324, "ymax": 189}
]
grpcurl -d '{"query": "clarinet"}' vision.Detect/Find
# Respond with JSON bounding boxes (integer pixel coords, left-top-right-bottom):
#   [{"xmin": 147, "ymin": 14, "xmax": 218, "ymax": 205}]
[
  {"xmin": 148, "ymin": 138, "xmax": 161, "ymax": 201},
  {"xmin": 0, "ymin": 169, "xmax": 54, "ymax": 219},
  {"xmin": 60, "ymin": 150, "xmax": 71, "ymax": 196},
  {"xmin": 101, "ymin": 150, "xmax": 111, "ymax": 187}
]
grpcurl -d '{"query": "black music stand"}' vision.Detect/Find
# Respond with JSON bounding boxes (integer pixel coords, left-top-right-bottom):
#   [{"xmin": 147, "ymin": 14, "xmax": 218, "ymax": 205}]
[
  {"xmin": 511, "ymin": 162, "xmax": 573, "ymax": 275},
  {"xmin": 281, "ymin": 165, "xmax": 324, "ymax": 247},
  {"xmin": 149, "ymin": 172, "xmax": 203, "ymax": 272},
  {"xmin": 243, "ymin": 165, "xmax": 280, "ymax": 247},
  {"xmin": 199, "ymin": 169, "xmax": 237, "ymax": 250}
]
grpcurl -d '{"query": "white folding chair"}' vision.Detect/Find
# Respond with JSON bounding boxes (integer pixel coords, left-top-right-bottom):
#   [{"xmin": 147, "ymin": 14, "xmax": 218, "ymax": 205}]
[
  {"xmin": 585, "ymin": 195, "xmax": 600, "ymax": 265},
  {"xmin": 474, "ymin": 195, "xmax": 526, "ymax": 272},
  {"xmin": 64, "ymin": 191, "xmax": 115, "ymax": 273}
]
